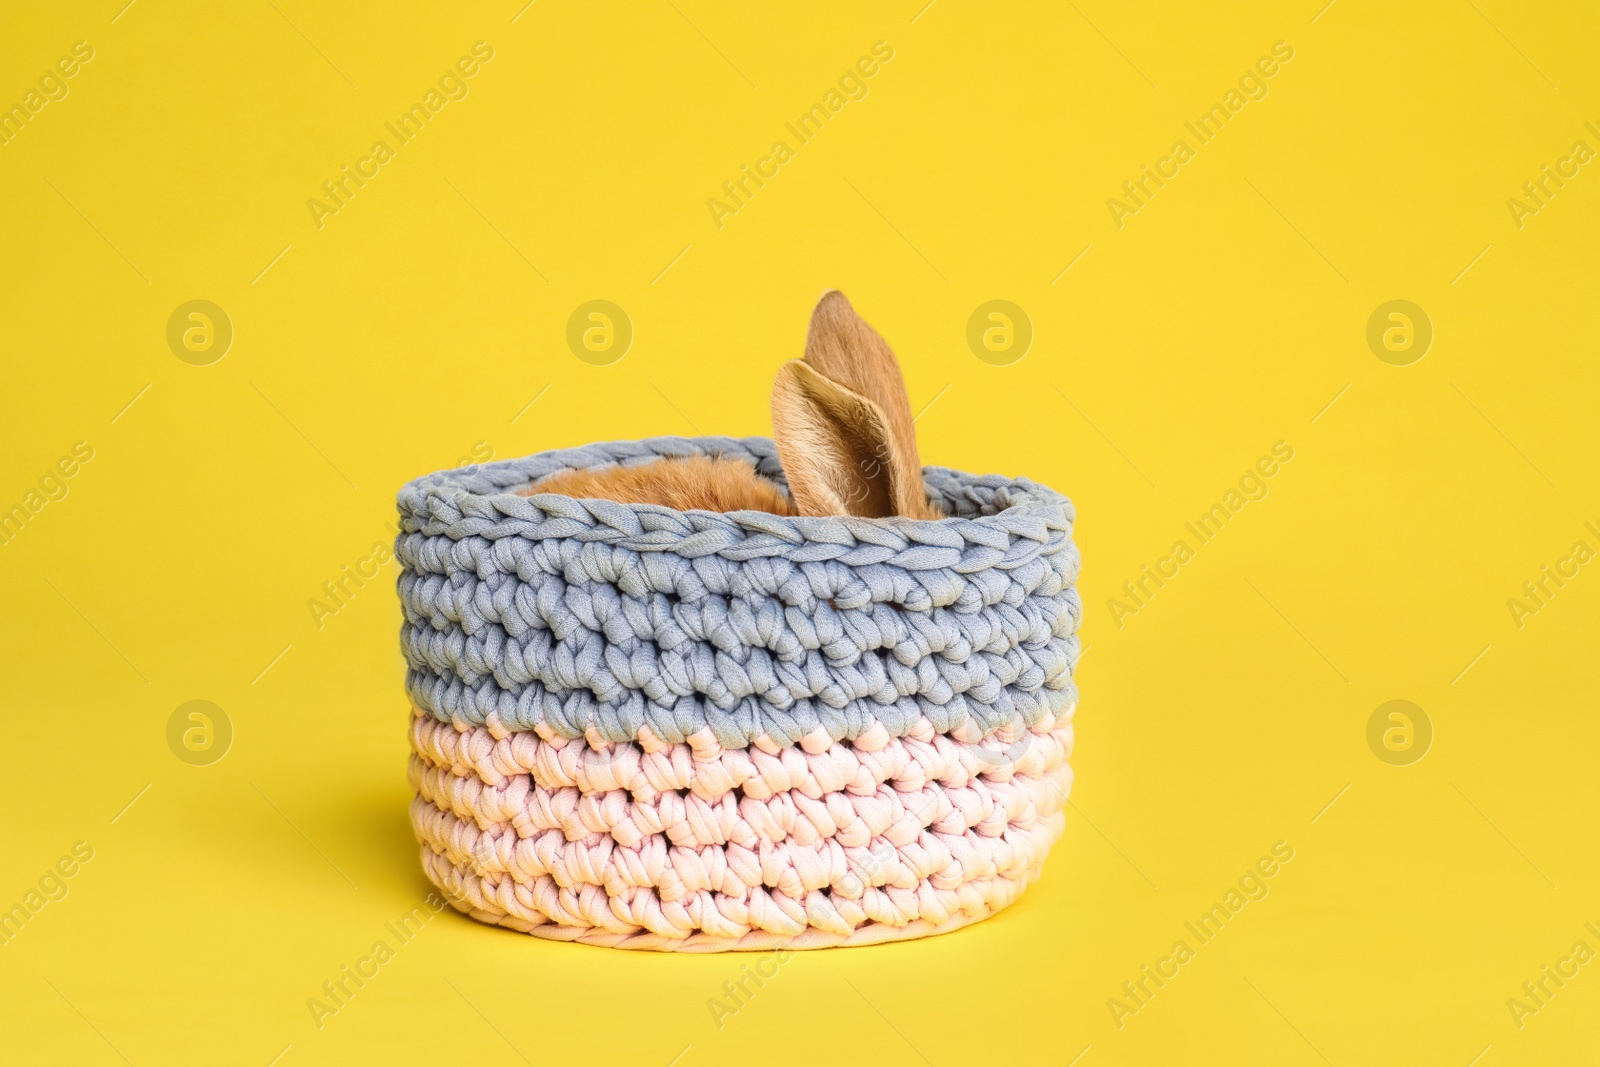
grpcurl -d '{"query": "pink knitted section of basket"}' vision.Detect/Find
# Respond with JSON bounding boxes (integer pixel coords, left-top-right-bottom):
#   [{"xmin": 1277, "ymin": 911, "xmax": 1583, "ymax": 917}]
[{"xmin": 408, "ymin": 705, "xmax": 1073, "ymax": 951}]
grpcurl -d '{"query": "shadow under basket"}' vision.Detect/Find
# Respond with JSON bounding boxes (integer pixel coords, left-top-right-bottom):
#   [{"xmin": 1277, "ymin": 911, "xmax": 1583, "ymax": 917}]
[{"xmin": 395, "ymin": 437, "xmax": 1081, "ymax": 951}]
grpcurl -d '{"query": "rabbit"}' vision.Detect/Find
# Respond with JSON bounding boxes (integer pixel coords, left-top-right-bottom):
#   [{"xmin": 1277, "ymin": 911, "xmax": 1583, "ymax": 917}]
[{"xmin": 521, "ymin": 290, "xmax": 942, "ymax": 520}]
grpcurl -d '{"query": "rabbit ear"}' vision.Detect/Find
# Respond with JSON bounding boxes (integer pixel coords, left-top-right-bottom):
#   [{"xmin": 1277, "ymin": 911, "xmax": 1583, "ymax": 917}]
[
  {"xmin": 787, "ymin": 290, "xmax": 932, "ymax": 517},
  {"xmin": 772, "ymin": 360, "xmax": 902, "ymax": 517}
]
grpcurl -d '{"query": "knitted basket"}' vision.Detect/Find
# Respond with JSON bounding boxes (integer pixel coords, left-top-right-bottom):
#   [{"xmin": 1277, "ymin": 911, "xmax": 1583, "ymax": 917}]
[{"xmin": 396, "ymin": 437, "xmax": 1080, "ymax": 951}]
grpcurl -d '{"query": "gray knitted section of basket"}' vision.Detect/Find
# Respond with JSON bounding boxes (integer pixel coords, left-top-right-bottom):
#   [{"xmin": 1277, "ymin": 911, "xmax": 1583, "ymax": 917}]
[{"xmin": 394, "ymin": 437, "xmax": 1080, "ymax": 749}]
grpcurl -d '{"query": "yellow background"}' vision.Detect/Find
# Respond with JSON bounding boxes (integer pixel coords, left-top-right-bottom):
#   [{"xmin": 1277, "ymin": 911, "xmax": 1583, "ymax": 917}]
[{"xmin": 2, "ymin": 1, "xmax": 1598, "ymax": 1063}]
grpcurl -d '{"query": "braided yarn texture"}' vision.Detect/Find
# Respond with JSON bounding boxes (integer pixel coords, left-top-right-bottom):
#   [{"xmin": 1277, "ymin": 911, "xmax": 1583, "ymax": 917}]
[{"xmin": 396, "ymin": 437, "xmax": 1081, "ymax": 950}]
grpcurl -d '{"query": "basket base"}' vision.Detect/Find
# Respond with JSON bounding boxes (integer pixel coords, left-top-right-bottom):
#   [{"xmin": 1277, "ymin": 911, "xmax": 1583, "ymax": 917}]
[
  {"xmin": 408, "ymin": 706, "xmax": 1074, "ymax": 951},
  {"xmin": 419, "ymin": 845, "xmax": 1052, "ymax": 952}
]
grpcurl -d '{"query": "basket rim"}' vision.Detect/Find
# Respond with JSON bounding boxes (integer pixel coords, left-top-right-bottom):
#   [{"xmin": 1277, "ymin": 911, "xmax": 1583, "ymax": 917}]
[{"xmin": 396, "ymin": 435, "xmax": 1073, "ymax": 545}]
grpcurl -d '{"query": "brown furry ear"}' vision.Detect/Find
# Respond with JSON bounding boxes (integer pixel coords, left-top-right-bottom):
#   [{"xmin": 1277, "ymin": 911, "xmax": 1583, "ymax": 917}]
[
  {"xmin": 801, "ymin": 291, "xmax": 931, "ymax": 518},
  {"xmin": 772, "ymin": 360, "xmax": 901, "ymax": 517},
  {"xmin": 774, "ymin": 294, "xmax": 934, "ymax": 518}
]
